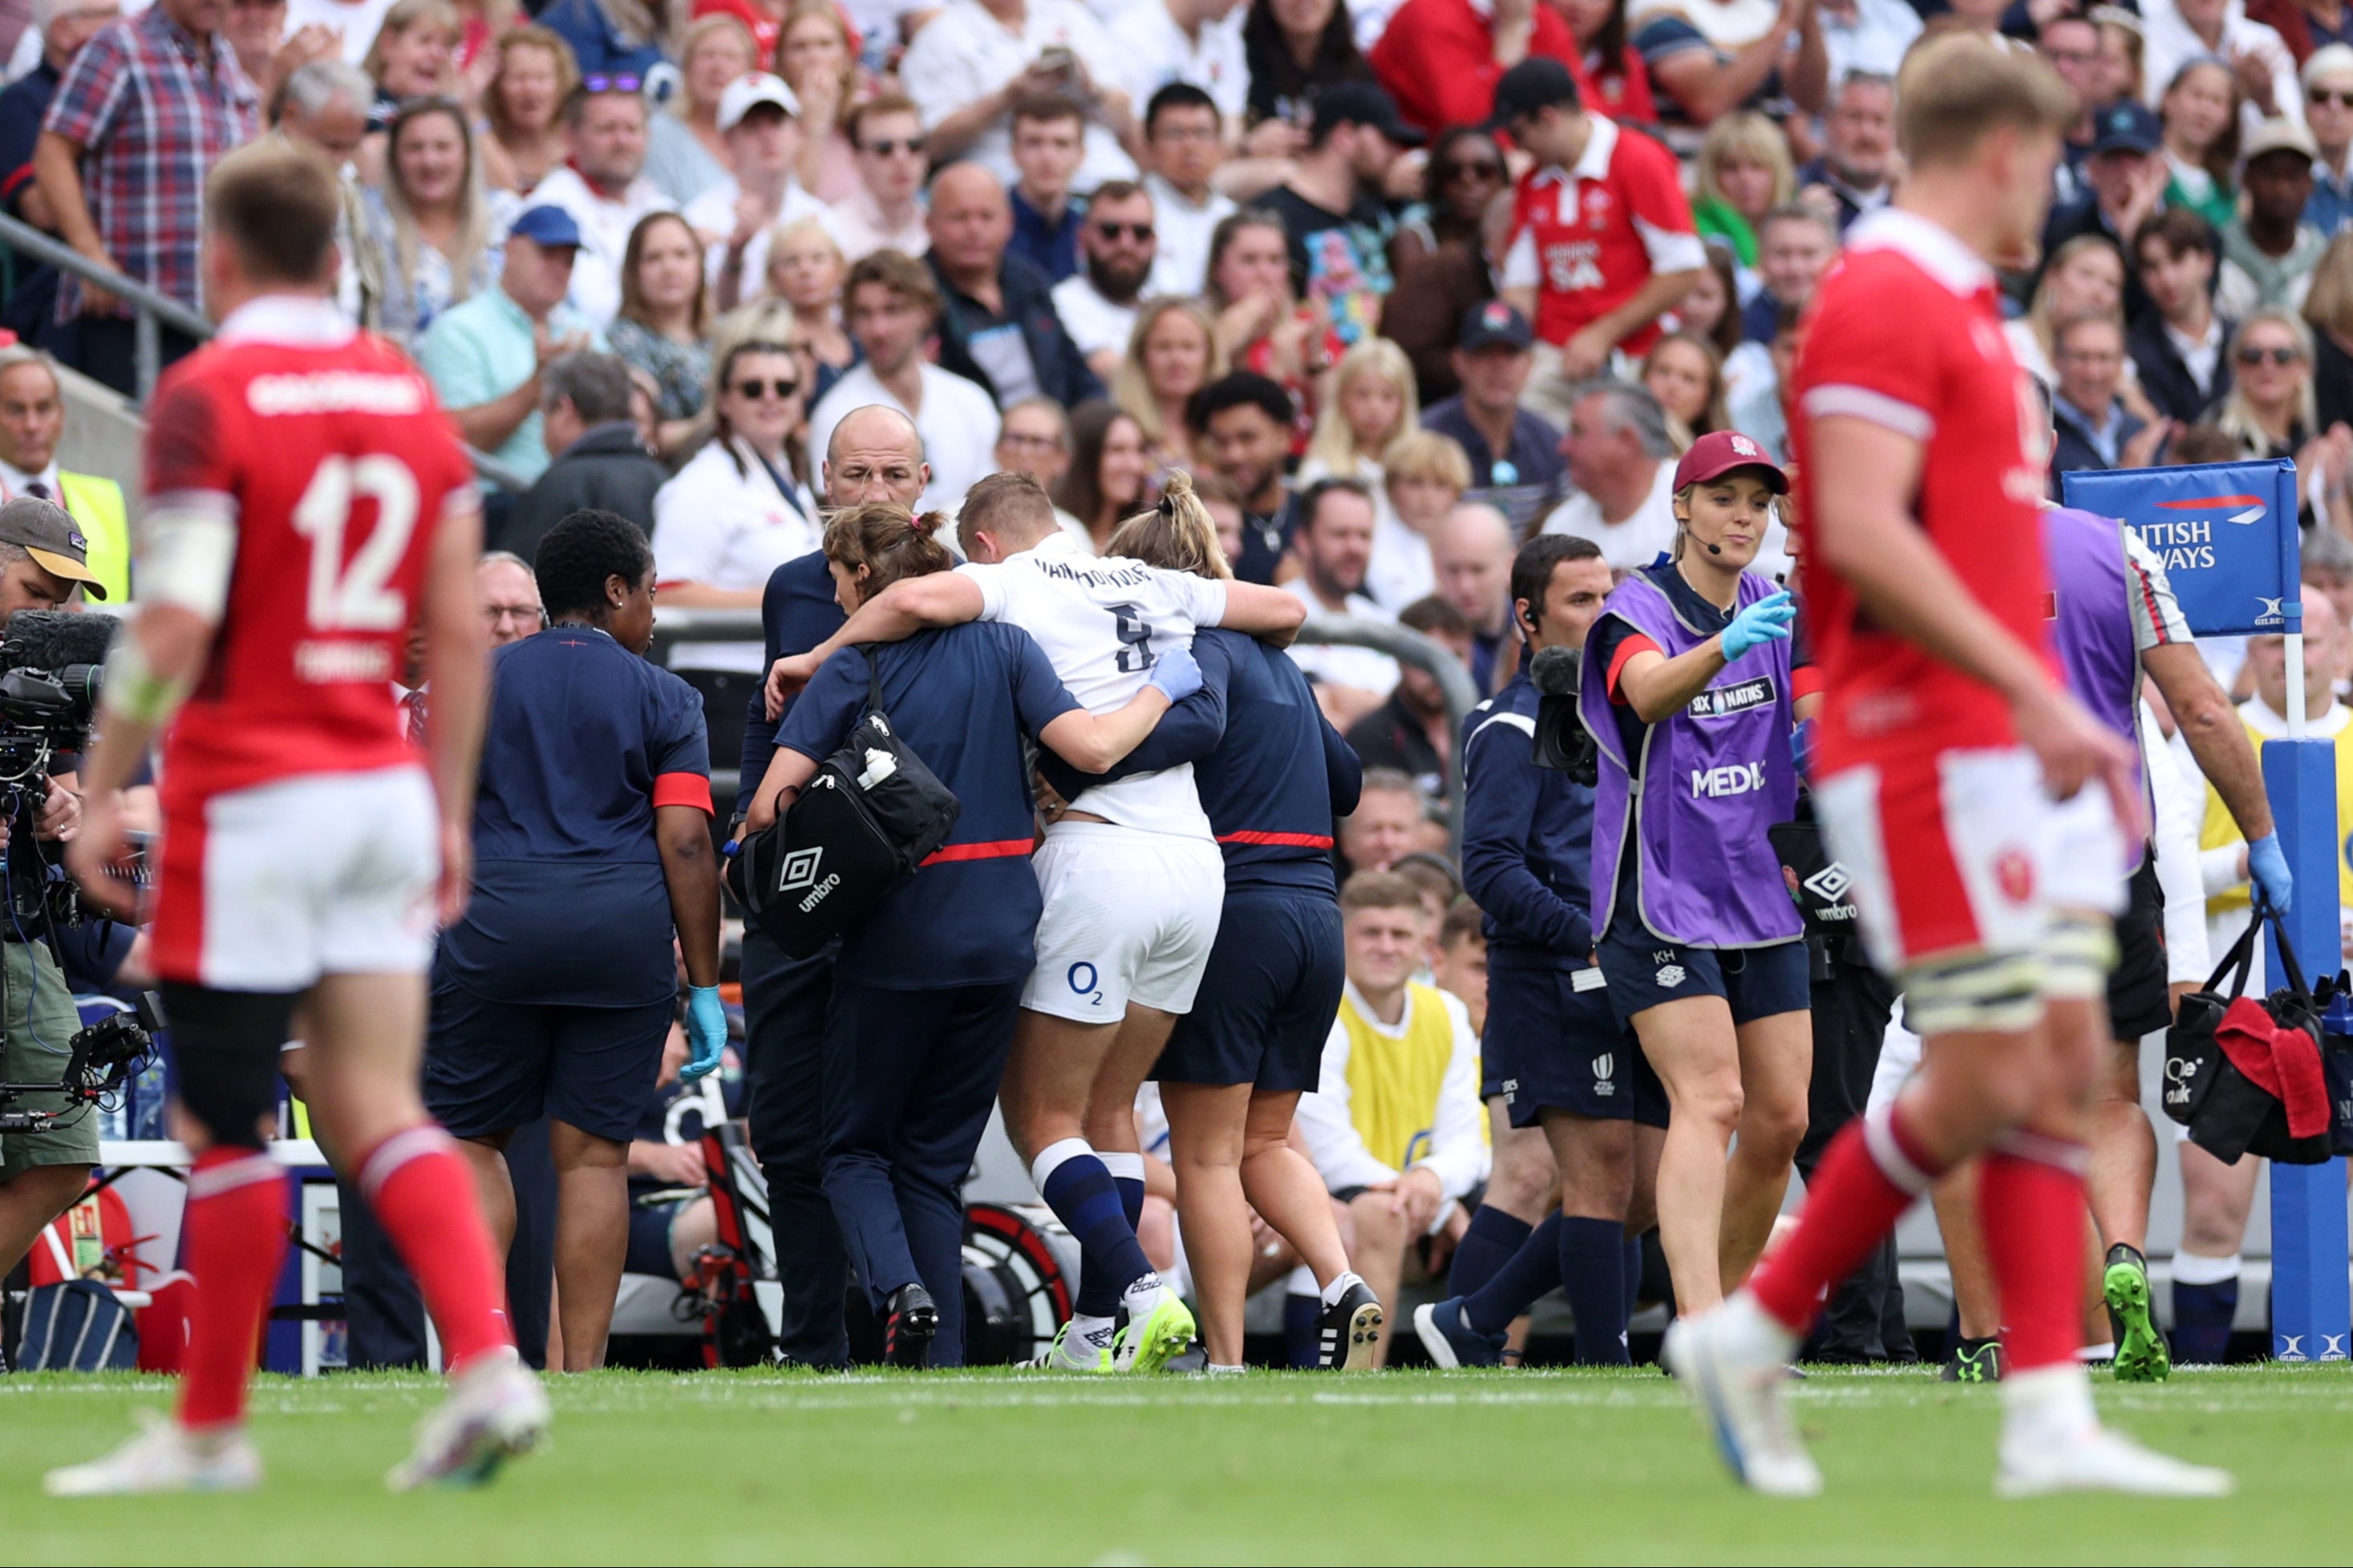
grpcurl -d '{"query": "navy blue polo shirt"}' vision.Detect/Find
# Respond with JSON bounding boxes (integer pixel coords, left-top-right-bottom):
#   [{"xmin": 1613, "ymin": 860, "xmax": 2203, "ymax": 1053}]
[
  {"xmin": 735, "ymin": 549, "xmax": 848, "ymax": 818},
  {"xmin": 776, "ymin": 622, "xmax": 1079, "ymax": 990},
  {"xmin": 1459, "ymin": 667, "xmax": 1595, "ymax": 969},
  {"xmin": 439, "ymin": 625, "xmax": 711, "ymax": 1008}
]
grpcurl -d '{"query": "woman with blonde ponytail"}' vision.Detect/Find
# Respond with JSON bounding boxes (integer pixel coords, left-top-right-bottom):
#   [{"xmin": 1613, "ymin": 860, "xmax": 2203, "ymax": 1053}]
[{"xmin": 742, "ymin": 499, "xmax": 1204, "ymax": 1369}]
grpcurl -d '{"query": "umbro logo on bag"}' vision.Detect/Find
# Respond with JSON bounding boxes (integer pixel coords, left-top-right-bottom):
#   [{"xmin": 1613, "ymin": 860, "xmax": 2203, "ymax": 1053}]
[{"xmin": 780, "ymin": 848, "xmax": 824, "ymax": 891}]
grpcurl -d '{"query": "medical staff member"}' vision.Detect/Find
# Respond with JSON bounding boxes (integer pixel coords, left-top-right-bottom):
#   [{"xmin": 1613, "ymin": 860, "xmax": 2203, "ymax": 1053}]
[
  {"xmin": 1579, "ymin": 430, "xmax": 1809, "ymax": 1318},
  {"xmin": 743, "ymin": 503, "xmax": 1201, "ymax": 1368},
  {"xmin": 423, "ymin": 508, "xmax": 727, "ymax": 1372}
]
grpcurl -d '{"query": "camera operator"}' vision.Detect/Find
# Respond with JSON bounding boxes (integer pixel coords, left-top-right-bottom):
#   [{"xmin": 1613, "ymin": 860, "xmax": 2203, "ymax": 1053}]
[{"xmin": 0, "ymin": 496, "xmax": 110, "ymax": 1283}]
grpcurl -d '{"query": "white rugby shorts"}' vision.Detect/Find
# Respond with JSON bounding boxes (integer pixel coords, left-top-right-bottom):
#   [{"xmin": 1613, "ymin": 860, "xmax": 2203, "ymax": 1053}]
[
  {"xmin": 152, "ymin": 765, "xmax": 439, "ymax": 991},
  {"xmin": 1023, "ymin": 821, "xmax": 1225, "ymax": 1022}
]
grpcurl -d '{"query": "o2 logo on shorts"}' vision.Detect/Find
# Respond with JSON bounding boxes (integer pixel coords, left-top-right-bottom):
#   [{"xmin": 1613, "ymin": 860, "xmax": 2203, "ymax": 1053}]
[{"xmin": 1068, "ymin": 961, "xmax": 1104, "ymax": 1007}]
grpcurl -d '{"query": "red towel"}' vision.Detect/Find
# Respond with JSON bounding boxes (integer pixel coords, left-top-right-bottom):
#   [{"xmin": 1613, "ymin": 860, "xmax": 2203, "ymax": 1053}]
[{"xmin": 2216, "ymin": 997, "xmax": 2332, "ymax": 1139}]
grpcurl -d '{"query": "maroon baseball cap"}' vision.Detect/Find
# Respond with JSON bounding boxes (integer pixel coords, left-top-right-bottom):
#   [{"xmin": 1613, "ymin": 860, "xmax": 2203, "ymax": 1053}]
[{"xmin": 1672, "ymin": 429, "xmax": 1787, "ymax": 495}]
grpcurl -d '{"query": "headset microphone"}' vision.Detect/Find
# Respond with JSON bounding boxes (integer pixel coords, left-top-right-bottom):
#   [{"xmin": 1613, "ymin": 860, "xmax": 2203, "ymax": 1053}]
[{"xmin": 1705, "ymin": 541, "xmax": 1723, "ymax": 556}]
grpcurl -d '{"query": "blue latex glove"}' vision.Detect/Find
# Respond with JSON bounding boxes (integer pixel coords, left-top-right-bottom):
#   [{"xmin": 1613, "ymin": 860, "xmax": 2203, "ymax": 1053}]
[
  {"xmin": 683, "ymin": 985, "xmax": 727, "ymax": 1081},
  {"xmin": 2248, "ymin": 832, "xmax": 2294, "ymax": 915},
  {"xmin": 1148, "ymin": 645, "xmax": 1203, "ymax": 703},
  {"xmin": 1720, "ymin": 590, "xmax": 1796, "ymax": 662}
]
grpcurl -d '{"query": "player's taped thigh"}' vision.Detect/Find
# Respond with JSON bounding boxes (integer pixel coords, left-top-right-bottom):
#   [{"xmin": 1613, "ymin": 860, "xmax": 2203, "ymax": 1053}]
[
  {"xmin": 2038, "ymin": 908, "xmax": 2117, "ymax": 1001},
  {"xmin": 161, "ymin": 982, "xmax": 299, "ymax": 1150},
  {"xmin": 1898, "ymin": 946, "xmax": 2047, "ymax": 1038}
]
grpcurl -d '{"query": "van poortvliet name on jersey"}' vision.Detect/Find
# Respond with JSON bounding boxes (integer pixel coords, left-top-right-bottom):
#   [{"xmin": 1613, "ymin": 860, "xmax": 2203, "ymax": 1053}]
[
  {"xmin": 2125, "ymin": 518, "xmax": 2218, "ymax": 572},
  {"xmin": 1035, "ymin": 557, "xmax": 1155, "ymax": 590},
  {"xmin": 295, "ymin": 639, "xmax": 394, "ymax": 684},
  {"xmin": 246, "ymin": 372, "xmax": 426, "ymax": 418}
]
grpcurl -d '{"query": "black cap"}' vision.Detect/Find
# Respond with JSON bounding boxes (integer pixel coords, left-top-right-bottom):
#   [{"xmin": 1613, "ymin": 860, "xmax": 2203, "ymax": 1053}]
[
  {"xmin": 1310, "ymin": 81, "xmax": 1424, "ymax": 148},
  {"xmin": 2088, "ymin": 98, "xmax": 2160, "ymax": 156},
  {"xmin": 1484, "ymin": 57, "xmax": 1581, "ymax": 131},
  {"xmin": 1458, "ymin": 299, "xmax": 1533, "ymax": 352}
]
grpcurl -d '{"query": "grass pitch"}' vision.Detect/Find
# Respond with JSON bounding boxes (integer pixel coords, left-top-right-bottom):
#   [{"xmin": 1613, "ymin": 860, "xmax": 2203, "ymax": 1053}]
[{"xmin": 5, "ymin": 1363, "xmax": 2347, "ymax": 1564}]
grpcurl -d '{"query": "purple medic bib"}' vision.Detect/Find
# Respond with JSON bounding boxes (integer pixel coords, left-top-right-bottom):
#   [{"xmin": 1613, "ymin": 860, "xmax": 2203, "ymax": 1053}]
[{"xmin": 1580, "ymin": 565, "xmax": 1803, "ymax": 950}]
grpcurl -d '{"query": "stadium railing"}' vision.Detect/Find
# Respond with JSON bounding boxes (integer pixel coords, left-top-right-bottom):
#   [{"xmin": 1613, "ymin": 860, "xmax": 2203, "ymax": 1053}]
[
  {"xmin": 0, "ymin": 210, "xmax": 533, "ymax": 494},
  {"xmin": 646, "ymin": 607, "xmax": 1483, "ymax": 850}
]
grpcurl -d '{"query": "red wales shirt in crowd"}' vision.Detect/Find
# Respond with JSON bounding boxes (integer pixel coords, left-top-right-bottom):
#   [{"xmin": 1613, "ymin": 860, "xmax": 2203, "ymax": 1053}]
[
  {"xmin": 1499, "ymin": 115, "xmax": 1702, "ymax": 352},
  {"xmin": 1790, "ymin": 206, "xmax": 2055, "ymax": 772}
]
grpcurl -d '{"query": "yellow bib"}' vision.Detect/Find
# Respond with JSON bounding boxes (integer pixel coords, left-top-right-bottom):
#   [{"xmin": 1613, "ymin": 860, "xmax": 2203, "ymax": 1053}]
[
  {"xmin": 1338, "ymin": 982, "xmax": 1463, "ymax": 1173},
  {"xmin": 2201, "ymin": 709, "xmax": 2353, "ymax": 915},
  {"xmin": 56, "ymin": 471, "xmax": 128, "ymax": 604}
]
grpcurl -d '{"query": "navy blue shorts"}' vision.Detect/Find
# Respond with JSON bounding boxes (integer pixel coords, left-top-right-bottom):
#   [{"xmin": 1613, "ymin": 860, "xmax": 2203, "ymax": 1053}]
[
  {"xmin": 1483, "ymin": 960, "xmax": 1668, "ymax": 1128},
  {"xmin": 423, "ymin": 979, "xmax": 676, "ymax": 1145},
  {"xmin": 1595, "ymin": 921, "xmax": 1811, "ymax": 1031},
  {"xmin": 1156, "ymin": 887, "xmax": 1344, "ymax": 1092}
]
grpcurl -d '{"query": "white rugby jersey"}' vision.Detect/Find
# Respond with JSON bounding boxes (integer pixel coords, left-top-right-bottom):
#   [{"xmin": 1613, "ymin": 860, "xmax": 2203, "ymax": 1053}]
[{"xmin": 958, "ymin": 532, "xmax": 1231, "ymax": 837}]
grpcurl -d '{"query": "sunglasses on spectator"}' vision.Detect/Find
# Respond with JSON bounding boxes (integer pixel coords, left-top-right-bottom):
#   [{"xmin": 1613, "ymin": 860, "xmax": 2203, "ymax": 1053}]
[
  {"xmin": 735, "ymin": 377, "xmax": 800, "ymax": 399},
  {"xmin": 581, "ymin": 74, "xmax": 642, "ymax": 94},
  {"xmin": 2313, "ymin": 88, "xmax": 2353, "ymax": 107},
  {"xmin": 862, "ymin": 136, "xmax": 925, "ymax": 156},
  {"xmin": 1440, "ymin": 159, "xmax": 1504, "ymax": 181},
  {"xmin": 2237, "ymin": 344, "xmax": 2301, "ymax": 366},
  {"xmin": 1092, "ymin": 221, "xmax": 1152, "ymax": 241}
]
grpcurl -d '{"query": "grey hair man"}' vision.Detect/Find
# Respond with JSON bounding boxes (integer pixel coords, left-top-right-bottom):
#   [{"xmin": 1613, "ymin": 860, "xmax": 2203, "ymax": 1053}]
[
  {"xmin": 500, "ymin": 350, "xmax": 666, "ymax": 557},
  {"xmin": 477, "ymin": 549, "xmax": 544, "ymax": 648},
  {"xmin": 1540, "ymin": 379, "xmax": 1682, "ymax": 573},
  {"xmin": 822, "ymin": 403, "xmax": 929, "ymax": 508},
  {"xmin": 275, "ymin": 57, "xmax": 379, "ymax": 326}
]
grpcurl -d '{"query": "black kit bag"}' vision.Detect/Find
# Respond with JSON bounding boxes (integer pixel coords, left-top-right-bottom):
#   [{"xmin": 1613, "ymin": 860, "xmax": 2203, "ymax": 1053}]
[
  {"xmin": 2163, "ymin": 902, "xmax": 2334, "ymax": 1166},
  {"xmin": 725, "ymin": 646, "xmax": 960, "ymax": 959}
]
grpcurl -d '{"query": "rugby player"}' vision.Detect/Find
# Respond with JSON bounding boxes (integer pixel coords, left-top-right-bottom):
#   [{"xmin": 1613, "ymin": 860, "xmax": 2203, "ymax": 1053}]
[
  {"xmin": 766, "ymin": 472, "xmax": 1307, "ymax": 1372},
  {"xmin": 1664, "ymin": 35, "xmax": 2230, "ymax": 1498},
  {"xmin": 51, "ymin": 142, "xmax": 544, "ymax": 1494}
]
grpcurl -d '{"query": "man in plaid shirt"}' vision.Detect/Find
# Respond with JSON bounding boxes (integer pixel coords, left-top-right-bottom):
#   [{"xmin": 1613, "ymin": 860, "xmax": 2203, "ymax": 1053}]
[{"xmin": 30, "ymin": 0, "xmax": 256, "ymax": 395}]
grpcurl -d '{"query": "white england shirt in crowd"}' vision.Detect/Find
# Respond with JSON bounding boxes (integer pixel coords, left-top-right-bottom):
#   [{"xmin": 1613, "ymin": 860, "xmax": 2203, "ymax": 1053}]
[
  {"xmin": 1049, "ymin": 273, "xmax": 1140, "ymax": 364},
  {"xmin": 2139, "ymin": 0, "xmax": 2302, "ymax": 136},
  {"xmin": 528, "ymin": 165, "xmax": 678, "ymax": 330},
  {"xmin": 818, "ymin": 188, "xmax": 931, "ymax": 262},
  {"xmin": 958, "ymin": 532, "xmax": 1229, "ymax": 835},
  {"xmin": 682, "ymin": 177, "xmax": 828, "ymax": 292},
  {"xmin": 1280, "ymin": 577, "xmax": 1401, "ymax": 696},
  {"xmin": 1539, "ymin": 461, "xmax": 1679, "ymax": 570},
  {"xmin": 898, "ymin": 0, "xmax": 1139, "ymax": 192},
  {"xmin": 805, "ymin": 363, "xmax": 1003, "ymax": 517},
  {"xmin": 1108, "ymin": 0, "xmax": 1249, "ymax": 121},
  {"xmin": 1363, "ymin": 510, "xmax": 1435, "ymax": 610},
  {"xmin": 650, "ymin": 435, "xmax": 822, "ymax": 671},
  {"xmin": 285, "ymin": 0, "xmax": 399, "ymax": 63},
  {"xmin": 1143, "ymin": 173, "xmax": 1236, "ymax": 298}
]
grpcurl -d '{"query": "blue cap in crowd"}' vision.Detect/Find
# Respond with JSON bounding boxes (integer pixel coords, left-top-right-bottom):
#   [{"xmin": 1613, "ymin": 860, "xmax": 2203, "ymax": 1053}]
[
  {"xmin": 2089, "ymin": 99, "xmax": 2161, "ymax": 157},
  {"xmin": 509, "ymin": 205, "xmax": 583, "ymax": 249},
  {"xmin": 1458, "ymin": 300, "xmax": 1533, "ymax": 353}
]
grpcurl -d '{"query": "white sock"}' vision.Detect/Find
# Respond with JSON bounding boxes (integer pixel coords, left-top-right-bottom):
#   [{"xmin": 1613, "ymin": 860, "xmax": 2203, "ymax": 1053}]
[
  {"xmin": 1029, "ymin": 1136, "xmax": 1096, "ymax": 1192},
  {"xmin": 1285, "ymin": 1262, "xmax": 1317, "ymax": 1295},
  {"xmin": 1320, "ymin": 1270, "xmax": 1363, "ymax": 1309},
  {"xmin": 2170, "ymin": 1250, "xmax": 2242, "ymax": 1286},
  {"xmin": 2001, "ymin": 1363, "xmax": 2098, "ymax": 1448},
  {"xmin": 1121, "ymin": 1270, "xmax": 1168, "ymax": 1313},
  {"xmin": 1070, "ymin": 1313, "xmax": 1117, "ymax": 1355},
  {"xmin": 1100, "ymin": 1150, "xmax": 1145, "ymax": 1184},
  {"xmin": 1204, "ymin": 1362, "xmax": 1247, "ymax": 1376},
  {"xmin": 1719, "ymin": 1290, "xmax": 1800, "ymax": 1363}
]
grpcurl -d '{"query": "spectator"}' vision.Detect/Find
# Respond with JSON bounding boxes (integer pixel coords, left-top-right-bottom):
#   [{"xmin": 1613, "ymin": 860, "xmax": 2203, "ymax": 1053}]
[
  {"xmin": 642, "ymin": 14, "xmax": 757, "ymax": 206},
  {"xmin": 0, "ymin": 0, "xmax": 117, "ymax": 346},
  {"xmin": 992, "ymin": 394, "xmax": 1092, "ymax": 542},
  {"xmin": 2042, "ymin": 99, "xmax": 2168, "ymax": 308},
  {"xmin": 271, "ymin": 58, "xmax": 379, "ymax": 330},
  {"xmin": 1338, "ymin": 768, "xmax": 1436, "ymax": 873},
  {"xmin": 1681, "ymin": 240, "xmax": 1747, "ymax": 393},
  {"xmin": 926, "ymin": 160, "xmax": 1102, "ymax": 408},
  {"xmin": 2308, "ymin": 230, "xmax": 2353, "ymax": 426},
  {"xmin": 227, "ymin": 0, "xmax": 329, "ymax": 106},
  {"xmin": 2040, "ymin": 11, "xmax": 2105, "ymax": 202},
  {"xmin": 1053, "ymin": 398, "xmax": 1152, "ymax": 551},
  {"xmin": 820, "ymin": 92, "xmax": 930, "ymax": 263},
  {"xmin": 1428, "ymin": 897, "xmax": 1488, "ymax": 1034},
  {"xmin": 2201, "ymin": 306, "xmax": 2327, "ymax": 464},
  {"xmin": 1367, "ymin": 0, "xmax": 1580, "ymax": 141},
  {"xmin": 1642, "ymin": 329, "xmax": 1727, "ymax": 445},
  {"xmin": 1241, "ymin": 0, "xmax": 1372, "ymax": 134},
  {"xmin": 1815, "ymin": 0, "xmax": 1914, "ymax": 96},
  {"xmin": 2306, "ymin": 44, "xmax": 2353, "ymax": 233},
  {"xmin": 1302, "ymin": 336, "xmax": 1414, "ymax": 498},
  {"xmin": 1431, "ymin": 499, "xmax": 1512, "ymax": 692},
  {"xmin": 897, "ymin": 0, "xmax": 1136, "ymax": 192},
  {"xmin": 34, "ymin": 0, "xmax": 261, "ymax": 395},
  {"xmin": 2011, "ymin": 232, "xmax": 2128, "ymax": 388},
  {"xmin": 2222, "ymin": 118, "xmax": 2330, "ymax": 316},
  {"xmin": 0, "ymin": 343, "xmax": 126, "ymax": 598},
  {"xmin": 1738, "ymin": 203, "xmax": 1834, "ymax": 350},
  {"xmin": 360, "ymin": 0, "xmax": 457, "ymax": 106},
  {"xmin": 1691, "ymin": 109, "xmax": 1790, "ymax": 271},
  {"xmin": 1006, "ymin": 92, "xmax": 1087, "ymax": 283},
  {"xmin": 1140, "ymin": 83, "xmax": 1237, "ymax": 298},
  {"xmin": 1540, "ymin": 377, "xmax": 1678, "ymax": 571},
  {"xmin": 424, "ymin": 508, "xmax": 723, "ymax": 1375},
  {"xmin": 1383, "ymin": 156, "xmax": 1509, "ymax": 406},
  {"xmin": 772, "ymin": 0, "xmax": 857, "ymax": 197},
  {"xmin": 1262, "ymin": 82, "xmax": 1414, "ymax": 350},
  {"xmin": 1492, "ymin": 61, "xmax": 1703, "ymax": 424},
  {"xmin": 1420, "ymin": 302, "xmax": 1567, "ymax": 535},
  {"xmin": 2051, "ymin": 311, "xmax": 2162, "ymax": 473},
  {"xmin": 1113, "ymin": 296, "xmax": 1225, "ymax": 472},
  {"xmin": 2252, "ymin": 0, "xmax": 2353, "ymax": 60},
  {"xmin": 605, "ymin": 209, "xmax": 711, "ymax": 451},
  {"xmin": 417, "ymin": 204, "xmax": 604, "ymax": 485},
  {"xmin": 1368, "ymin": 427, "xmax": 1465, "ymax": 609},
  {"xmin": 1345, "ymin": 594, "xmax": 1468, "ymax": 802},
  {"xmin": 1117, "ymin": 0, "xmax": 1248, "ymax": 135},
  {"xmin": 1283, "ymin": 476, "xmax": 1400, "ymax": 727},
  {"xmin": 536, "ymin": 0, "xmax": 665, "ymax": 81},
  {"xmin": 763, "ymin": 217, "xmax": 855, "ymax": 404},
  {"xmin": 2143, "ymin": 0, "xmax": 2299, "ymax": 135},
  {"xmin": 1559, "ymin": 0, "xmax": 1655, "ymax": 121},
  {"xmin": 2157, "ymin": 57, "xmax": 2242, "ymax": 233},
  {"xmin": 1630, "ymin": 0, "xmax": 1825, "ymax": 137},
  {"xmin": 1192, "ymin": 367, "xmax": 1298, "ymax": 581},
  {"xmin": 1053, "ymin": 179, "xmax": 1157, "ymax": 383},
  {"xmin": 502, "ymin": 348, "xmax": 666, "ymax": 557},
  {"xmin": 2131, "ymin": 206, "xmax": 2234, "ymax": 423},
  {"xmin": 2095, "ymin": 6, "xmax": 2144, "ymax": 104},
  {"xmin": 479, "ymin": 23, "xmax": 575, "ymax": 196},
  {"xmin": 364, "ymin": 94, "xmax": 510, "ymax": 348},
  {"xmin": 1727, "ymin": 296, "xmax": 1800, "ymax": 462},
  {"xmin": 807, "ymin": 249, "xmax": 1003, "ymax": 514},
  {"xmin": 531, "ymin": 80, "xmax": 674, "ymax": 329},
  {"xmin": 651, "ymin": 335, "xmax": 821, "ymax": 642},
  {"xmin": 689, "ymin": 74, "xmax": 824, "ymax": 311},
  {"xmin": 1298, "ymin": 869, "xmax": 1487, "ymax": 1364},
  {"xmin": 1391, "ymin": 124, "xmax": 1506, "ymax": 278},
  {"xmin": 479, "ymin": 549, "xmax": 545, "ymax": 645},
  {"xmin": 1205, "ymin": 208, "xmax": 1326, "ymax": 432}
]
